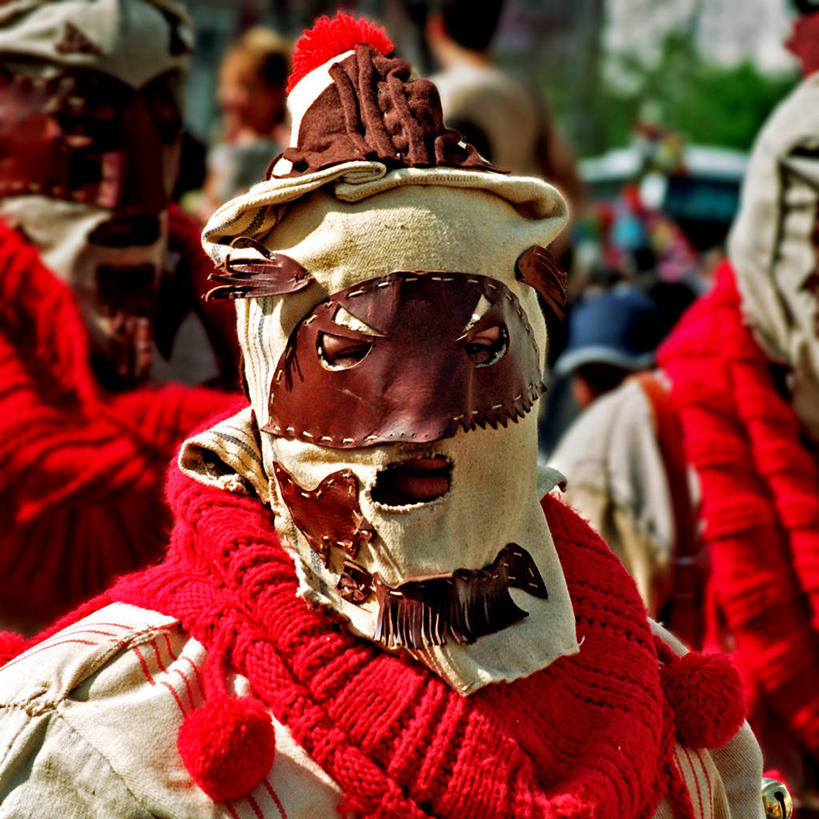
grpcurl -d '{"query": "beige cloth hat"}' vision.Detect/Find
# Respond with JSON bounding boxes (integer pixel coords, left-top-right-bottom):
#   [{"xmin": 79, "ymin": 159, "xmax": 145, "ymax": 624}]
[{"xmin": 0, "ymin": 0, "xmax": 191, "ymax": 88}]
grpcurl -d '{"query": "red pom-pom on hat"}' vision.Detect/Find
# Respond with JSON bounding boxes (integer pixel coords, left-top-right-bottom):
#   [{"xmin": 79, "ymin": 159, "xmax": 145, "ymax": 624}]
[
  {"xmin": 0, "ymin": 631, "xmax": 26, "ymax": 667},
  {"xmin": 287, "ymin": 11, "xmax": 394, "ymax": 92},
  {"xmin": 660, "ymin": 651, "xmax": 746, "ymax": 749},
  {"xmin": 178, "ymin": 696, "xmax": 276, "ymax": 802}
]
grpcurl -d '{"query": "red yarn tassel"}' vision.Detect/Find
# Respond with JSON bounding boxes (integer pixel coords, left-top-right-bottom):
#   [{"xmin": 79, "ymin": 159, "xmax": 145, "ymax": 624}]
[
  {"xmin": 658, "ymin": 644, "xmax": 746, "ymax": 749},
  {"xmin": 178, "ymin": 695, "xmax": 275, "ymax": 802},
  {"xmin": 177, "ymin": 625, "xmax": 276, "ymax": 801},
  {"xmin": 287, "ymin": 11, "xmax": 393, "ymax": 91}
]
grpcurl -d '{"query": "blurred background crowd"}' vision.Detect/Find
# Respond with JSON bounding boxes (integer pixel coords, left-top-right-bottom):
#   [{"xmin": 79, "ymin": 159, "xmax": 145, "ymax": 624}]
[{"xmin": 0, "ymin": 0, "xmax": 816, "ymax": 812}]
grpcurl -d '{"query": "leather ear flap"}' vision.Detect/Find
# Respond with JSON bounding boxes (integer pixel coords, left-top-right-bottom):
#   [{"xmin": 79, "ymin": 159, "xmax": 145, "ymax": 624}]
[
  {"xmin": 515, "ymin": 245, "xmax": 567, "ymax": 321},
  {"xmin": 205, "ymin": 237, "xmax": 314, "ymax": 300}
]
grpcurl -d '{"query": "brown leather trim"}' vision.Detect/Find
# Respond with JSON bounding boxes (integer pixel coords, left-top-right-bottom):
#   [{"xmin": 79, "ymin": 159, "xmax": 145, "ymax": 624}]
[
  {"xmin": 516, "ymin": 245, "xmax": 568, "ymax": 321},
  {"xmin": 275, "ymin": 44, "xmax": 498, "ymax": 178},
  {"xmin": 338, "ymin": 561, "xmax": 373, "ymax": 604},
  {"xmin": 373, "ymin": 543, "xmax": 548, "ymax": 649},
  {"xmin": 205, "ymin": 237, "xmax": 314, "ymax": 300},
  {"xmin": 272, "ymin": 463, "xmax": 376, "ymax": 565},
  {"xmin": 55, "ymin": 22, "xmax": 100, "ymax": 55},
  {"xmin": 633, "ymin": 372, "xmax": 704, "ymax": 649},
  {"xmin": 263, "ymin": 271, "xmax": 545, "ymax": 449},
  {"xmin": 95, "ymin": 264, "xmax": 157, "ymax": 316},
  {"xmin": 93, "ymin": 263, "xmax": 158, "ymax": 386}
]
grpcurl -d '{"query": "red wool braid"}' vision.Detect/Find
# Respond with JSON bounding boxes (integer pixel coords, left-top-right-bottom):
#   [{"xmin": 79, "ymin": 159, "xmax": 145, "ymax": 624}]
[
  {"xmin": 0, "ymin": 217, "xmax": 241, "ymax": 622},
  {"xmin": 27, "ymin": 466, "xmax": 709, "ymax": 818},
  {"xmin": 657, "ymin": 261, "xmax": 819, "ymax": 759}
]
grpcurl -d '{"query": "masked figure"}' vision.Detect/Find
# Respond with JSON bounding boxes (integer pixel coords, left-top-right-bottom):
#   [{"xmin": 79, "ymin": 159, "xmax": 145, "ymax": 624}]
[
  {"xmin": 0, "ymin": 0, "xmax": 240, "ymax": 631},
  {"xmin": 550, "ymin": 5, "xmax": 819, "ymax": 811},
  {"xmin": 0, "ymin": 13, "xmax": 776, "ymax": 819}
]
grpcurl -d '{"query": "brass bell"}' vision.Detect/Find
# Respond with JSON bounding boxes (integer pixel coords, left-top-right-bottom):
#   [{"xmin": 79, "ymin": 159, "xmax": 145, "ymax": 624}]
[{"xmin": 762, "ymin": 777, "xmax": 793, "ymax": 819}]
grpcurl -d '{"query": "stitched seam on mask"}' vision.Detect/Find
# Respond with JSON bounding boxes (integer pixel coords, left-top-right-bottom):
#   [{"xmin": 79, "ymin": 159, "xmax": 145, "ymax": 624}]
[{"xmin": 268, "ymin": 273, "xmax": 543, "ymax": 442}]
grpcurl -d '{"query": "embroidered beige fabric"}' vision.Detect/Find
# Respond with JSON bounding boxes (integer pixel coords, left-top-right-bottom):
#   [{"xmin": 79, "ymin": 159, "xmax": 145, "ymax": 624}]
[
  {"xmin": 0, "ymin": 603, "xmax": 764, "ymax": 817},
  {"xmin": 728, "ymin": 72, "xmax": 819, "ymax": 442}
]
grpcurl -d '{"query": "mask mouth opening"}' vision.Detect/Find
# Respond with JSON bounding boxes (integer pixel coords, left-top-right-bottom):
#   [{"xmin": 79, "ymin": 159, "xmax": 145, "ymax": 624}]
[
  {"xmin": 371, "ymin": 455, "xmax": 452, "ymax": 507},
  {"xmin": 87, "ymin": 215, "xmax": 162, "ymax": 247}
]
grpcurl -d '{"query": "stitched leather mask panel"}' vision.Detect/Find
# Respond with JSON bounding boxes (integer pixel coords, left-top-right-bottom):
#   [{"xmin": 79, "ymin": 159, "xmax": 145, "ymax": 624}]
[
  {"xmin": 272, "ymin": 462, "xmax": 375, "ymax": 565},
  {"xmin": 263, "ymin": 272, "xmax": 544, "ymax": 448}
]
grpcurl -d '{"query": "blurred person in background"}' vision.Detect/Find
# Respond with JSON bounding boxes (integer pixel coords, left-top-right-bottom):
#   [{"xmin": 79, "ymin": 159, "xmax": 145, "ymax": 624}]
[
  {"xmin": 0, "ymin": 0, "xmax": 240, "ymax": 635},
  {"xmin": 197, "ymin": 26, "xmax": 291, "ymax": 221},
  {"xmin": 426, "ymin": 0, "xmax": 583, "ymax": 262},
  {"xmin": 551, "ymin": 3, "xmax": 819, "ymax": 811},
  {"xmin": 548, "ymin": 288, "xmax": 702, "ymax": 641}
]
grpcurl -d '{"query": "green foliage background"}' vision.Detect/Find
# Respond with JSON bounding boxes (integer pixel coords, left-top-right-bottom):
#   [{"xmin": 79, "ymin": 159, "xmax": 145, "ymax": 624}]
[{"xmin": 543, "ymin": 30, "xmax": 799, "ymax": 157}]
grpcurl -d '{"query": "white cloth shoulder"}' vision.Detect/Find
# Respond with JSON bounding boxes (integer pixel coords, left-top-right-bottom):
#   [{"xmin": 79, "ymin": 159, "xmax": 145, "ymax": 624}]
[
  {"xmin": 0, "ymin": 603, "xmax": 763, "ymax": 818},
  {"xmin": 0, "ymin": 603, "xmax": 343, "ymax": 818}
]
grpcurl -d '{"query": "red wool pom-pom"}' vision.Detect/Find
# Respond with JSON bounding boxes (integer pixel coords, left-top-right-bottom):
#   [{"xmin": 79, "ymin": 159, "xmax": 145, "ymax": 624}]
[
  {"xmin": 660, "ymin": 651, "xmax": 746, "ymax": 749},
  {"xmin": 178, "ymin": 696, "xmax": 276, "ymax": 801},
  {"xmin": 287, "ymin": 11, "xmax": 394, "ymax": 91},
  {"xmin": 0, "ymin": 631, "xmax": 26, "ymax": 667}
]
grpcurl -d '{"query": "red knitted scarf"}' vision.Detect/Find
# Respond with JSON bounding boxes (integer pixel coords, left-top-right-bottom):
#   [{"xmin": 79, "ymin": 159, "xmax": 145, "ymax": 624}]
[
  {"xmin": 0, "ymin": 217, "xmax": 240, "ymax": 622},
  {"xmin": 657, "ymin": 261, "xmax": 819, "ymax": 760},
  {"xmin": 52, "ymin": 466, "xmax": 694, "ymax": 819}
]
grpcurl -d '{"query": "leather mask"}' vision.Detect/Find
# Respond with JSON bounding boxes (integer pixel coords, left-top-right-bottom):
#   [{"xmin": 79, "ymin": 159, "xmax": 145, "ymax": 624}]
[
  {"xmin": 0, "ymin": 67, "xmax": 182, "ymax": 214},
  {"xmin": 264, "ymin": 271, "xmax": 545, "ymax": 448}
]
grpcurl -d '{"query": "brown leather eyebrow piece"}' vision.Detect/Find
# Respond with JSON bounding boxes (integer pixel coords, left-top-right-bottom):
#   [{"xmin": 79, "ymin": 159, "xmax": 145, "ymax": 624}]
[
  {"xmin": 263, "ymin": 271, "xmax": 545, "ymax": 449},
  {"xmin": 516, "ymin": 245, "xmax": 568, "ymax": 321},
  {"xmin": 205, "ymin": 237, "xmax": 314, "ymax": 300}
]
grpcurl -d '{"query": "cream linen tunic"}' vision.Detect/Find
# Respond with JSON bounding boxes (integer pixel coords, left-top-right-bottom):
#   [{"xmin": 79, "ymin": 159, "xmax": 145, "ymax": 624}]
[{"xmin": 0, "ymin": 603, "xmax": 763, "ymax": 818}]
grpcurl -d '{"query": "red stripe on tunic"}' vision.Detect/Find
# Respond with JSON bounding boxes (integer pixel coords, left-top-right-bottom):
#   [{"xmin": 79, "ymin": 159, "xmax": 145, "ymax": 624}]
[
  {"xmin": 159, "ymin": 679, "xmax": 187, "ymax": 717},
  {"xmin": 263, "ymin": 779, "xmax": 288, "ymax": 819},
  {"xmin": 132, "ymin": 645, "xmax": 154, "ymax": 685}
]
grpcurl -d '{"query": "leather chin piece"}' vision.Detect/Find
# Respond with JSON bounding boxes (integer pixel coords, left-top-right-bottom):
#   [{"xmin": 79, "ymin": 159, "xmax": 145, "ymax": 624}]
[
  {"xmin": 0, "ymin": 67, "xmax": 182, "ymax": 214},
  {"xmin": 372, "ymin": 543, "xmax": 548, "ymax": 649},
  {"xmin": 270, "ymin": 461, "xmax": 549, "ymax": 650},
  {"xmin": 263, "ymin": 271, "xmax": 545, "ymax": 448}
]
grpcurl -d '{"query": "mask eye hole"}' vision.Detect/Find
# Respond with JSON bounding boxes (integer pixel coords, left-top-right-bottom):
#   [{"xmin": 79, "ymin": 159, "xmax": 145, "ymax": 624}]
[
  {"xmin": 317, "ymin": 331, "xmax": 373, "ymax": 370},
  {"xmin": 464, "ymin": 323, "xmax": 508, "ymax": 367}
]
